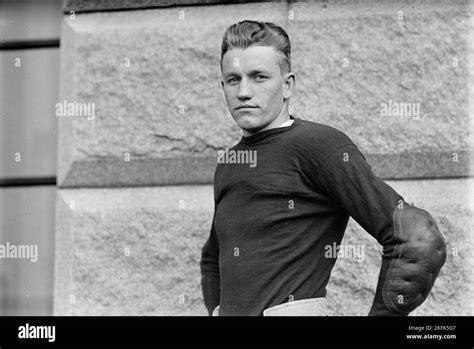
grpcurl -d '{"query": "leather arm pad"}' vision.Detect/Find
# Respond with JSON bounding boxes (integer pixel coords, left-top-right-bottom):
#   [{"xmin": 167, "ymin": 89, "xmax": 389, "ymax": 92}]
[{"xmin": 368, "ymin": 205, "xmax": 447, "ymax": 316}]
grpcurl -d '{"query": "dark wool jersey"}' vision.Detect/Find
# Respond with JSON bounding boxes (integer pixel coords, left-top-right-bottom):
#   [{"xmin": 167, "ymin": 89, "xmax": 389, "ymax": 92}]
[{"xmin": 200, "ymin": 116, "xmax": 405, "ymax": 316}]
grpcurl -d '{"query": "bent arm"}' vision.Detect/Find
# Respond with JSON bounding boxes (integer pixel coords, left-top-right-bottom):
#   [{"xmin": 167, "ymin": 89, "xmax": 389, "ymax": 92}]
[
  {"xmin": 369, "ymin": 204, "xmax": 447, "ymax": 316},
  {"xmin": 313, "ymin": 142, "xmax": 447, "ymax": 316}
]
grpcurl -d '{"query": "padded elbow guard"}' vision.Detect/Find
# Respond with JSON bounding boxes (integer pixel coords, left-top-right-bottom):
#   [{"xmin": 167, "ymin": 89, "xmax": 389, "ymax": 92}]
[{"xmin": 368, "ymin": 205, "xmax": 447, "ymax": 316}]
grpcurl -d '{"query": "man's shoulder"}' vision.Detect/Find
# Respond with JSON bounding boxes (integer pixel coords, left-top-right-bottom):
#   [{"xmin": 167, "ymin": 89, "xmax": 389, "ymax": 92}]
[{"xmin": 294, "ymin": 118, "xmax": 354, "ymax": 152}]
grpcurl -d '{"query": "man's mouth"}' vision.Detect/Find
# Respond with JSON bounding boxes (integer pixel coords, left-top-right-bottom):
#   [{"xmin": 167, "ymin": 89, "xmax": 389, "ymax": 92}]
[{"xmin": 235, "ymin": 105, "xmax": 258, "ymax": 110}]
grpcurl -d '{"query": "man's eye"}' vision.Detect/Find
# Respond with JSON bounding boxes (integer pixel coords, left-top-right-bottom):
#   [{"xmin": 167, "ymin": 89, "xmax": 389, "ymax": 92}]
[
  {"xmin": 255, "ymin": 75, "xmax": 267, "ymax": 81},
  {"xmin": 227, "ymin": 78, "xmax": 238, "ymax": 84}
]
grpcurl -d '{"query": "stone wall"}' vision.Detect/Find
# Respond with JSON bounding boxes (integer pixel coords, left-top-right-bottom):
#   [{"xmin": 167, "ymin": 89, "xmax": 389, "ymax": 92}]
[{"xmin": 54, "ymin": 0, "xmax": 474, "ymax": 315}]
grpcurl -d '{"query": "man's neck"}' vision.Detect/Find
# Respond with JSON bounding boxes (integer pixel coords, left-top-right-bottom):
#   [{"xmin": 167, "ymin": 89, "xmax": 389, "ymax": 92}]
[{"xmin": 242, "ymin": 111, "xmax": 291, "ymax": 137}]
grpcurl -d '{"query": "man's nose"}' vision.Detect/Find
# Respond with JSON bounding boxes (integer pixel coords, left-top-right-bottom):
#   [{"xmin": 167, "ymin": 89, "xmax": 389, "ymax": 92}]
[{"xmin": 237, "ymin": 78, "xmax": 252, "ymax": 100}]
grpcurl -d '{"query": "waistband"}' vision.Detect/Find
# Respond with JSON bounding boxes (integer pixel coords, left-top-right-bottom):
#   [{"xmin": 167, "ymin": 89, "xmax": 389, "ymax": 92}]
[{"xmin": 263, "ymin": 297, "xmax": 328, "ymax": 316}]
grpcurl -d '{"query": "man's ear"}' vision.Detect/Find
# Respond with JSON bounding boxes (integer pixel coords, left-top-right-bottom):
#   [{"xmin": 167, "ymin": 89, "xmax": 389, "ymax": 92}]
[{"xmin": 282, "ymin": 72, "xmax": 296, "ymax": 100}]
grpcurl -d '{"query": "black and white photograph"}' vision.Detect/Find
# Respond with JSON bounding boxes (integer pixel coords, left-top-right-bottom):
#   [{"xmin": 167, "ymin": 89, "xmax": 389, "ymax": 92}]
[{"xmin": 0, "ymin": 0, "xmax": 473, "ymax": 346}]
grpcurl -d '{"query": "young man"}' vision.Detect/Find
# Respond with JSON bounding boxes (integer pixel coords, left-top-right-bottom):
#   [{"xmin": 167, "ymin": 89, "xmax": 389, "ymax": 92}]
[{"xmin": 200, "ymin": 20, "xmax": 446, "ymax": 316}]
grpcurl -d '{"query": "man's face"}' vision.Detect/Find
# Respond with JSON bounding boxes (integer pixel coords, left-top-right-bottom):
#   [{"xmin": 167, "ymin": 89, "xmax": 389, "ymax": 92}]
[{"xmin": 221, "ymin": 46, "xmax": 290, "ymax": 134}]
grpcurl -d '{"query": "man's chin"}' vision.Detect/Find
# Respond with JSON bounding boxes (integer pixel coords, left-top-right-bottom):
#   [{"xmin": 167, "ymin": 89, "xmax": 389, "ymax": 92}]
[{"xmin": 237, "ymin": 118, "xmax": 269, "ymax": 135}]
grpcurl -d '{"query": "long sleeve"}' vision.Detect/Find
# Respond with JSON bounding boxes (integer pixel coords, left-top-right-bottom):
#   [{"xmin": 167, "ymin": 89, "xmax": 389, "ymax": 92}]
[
  {"xmin": 314, "ymin": 143, "xmax": 403, "ymax": 246},
  {"xmin": 200, "ymin": 206, "xmax": 221, "ymax": 315},
  {"xmin": 314, "ymin": 143, "xmax": 445, "ymax": 315}
]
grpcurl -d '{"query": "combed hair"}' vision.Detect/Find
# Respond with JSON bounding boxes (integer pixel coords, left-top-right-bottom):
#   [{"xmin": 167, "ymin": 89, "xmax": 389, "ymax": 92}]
[{"xmin": 221, "ymin": 20, "xmax": 291, "ymax": 74}]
